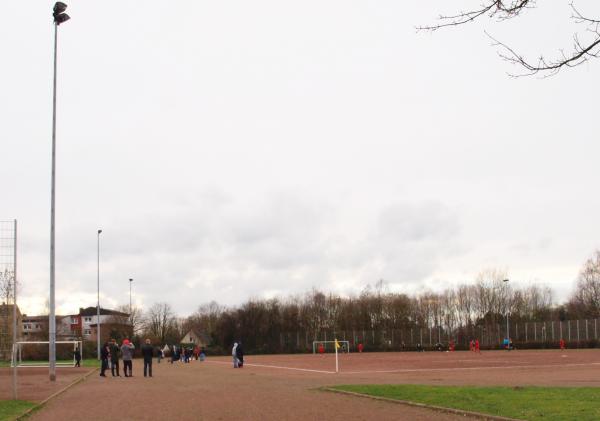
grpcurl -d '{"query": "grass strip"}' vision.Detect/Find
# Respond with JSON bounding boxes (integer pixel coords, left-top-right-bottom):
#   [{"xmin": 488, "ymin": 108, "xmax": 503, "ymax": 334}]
[
  {"xmin": 330, "ymin": 385, "xmax": 600, "ymax": 421},
  {"xmin": 0, "ymin": 359, "xmax": 100, "ymax": 368},
  {"xmin": 0, "ymin": 400, "xmax": 36, "ymax": 421}
]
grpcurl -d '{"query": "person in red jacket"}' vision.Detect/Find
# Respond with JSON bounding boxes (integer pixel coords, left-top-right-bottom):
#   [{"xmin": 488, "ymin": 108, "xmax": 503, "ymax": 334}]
[
  {"xmin": 559, "ymin": 338, "xmax": 566, "ymax": 350},
  {"xmin": 475, "ymin": 339, "xmax": 480, "ymax": 353},
  {"xmin": 357, "ymin": 343, "xmax": 364, "ymax": 353},
  {"xmin": 318, "ymin": 343, "xmax": 325, "ymax": 355}
]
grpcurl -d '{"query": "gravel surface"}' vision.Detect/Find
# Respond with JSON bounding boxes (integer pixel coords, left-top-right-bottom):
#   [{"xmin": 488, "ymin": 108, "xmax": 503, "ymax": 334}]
[{"xmin": 15, "ymin": 349, "xmax": 600, "ymax": 420}]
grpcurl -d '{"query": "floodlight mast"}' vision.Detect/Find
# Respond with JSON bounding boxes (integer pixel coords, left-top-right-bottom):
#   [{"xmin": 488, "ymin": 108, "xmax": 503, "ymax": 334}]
[{"xmin": 49, "ymin": 1, "xmax": 70, "ymax": 382}]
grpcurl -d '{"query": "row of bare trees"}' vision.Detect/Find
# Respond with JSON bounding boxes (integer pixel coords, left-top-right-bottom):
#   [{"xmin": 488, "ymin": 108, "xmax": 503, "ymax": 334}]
[{"xmin": 129, "ymin": 251, "xmax": 600, "ymax": 353}]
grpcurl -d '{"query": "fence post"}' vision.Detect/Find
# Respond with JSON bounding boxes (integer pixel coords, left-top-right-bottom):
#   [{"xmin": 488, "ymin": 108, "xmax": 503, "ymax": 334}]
[
  {"xmin": 515, "ymin": 323, "xmax": 519, "ymax": 341},
  {"xmin": 551, "ymin": 322, "xmax": 554, "ymax": 341},
  {"xmin": 429, "ymin": 328, "xmax": 432, "ymax": 346},
  {"xmin": 559, "ymin": 321, "xmax": 562, "ymax": 340},
  {"xmin": 568, "ymin": 321, "xmax": 571, "ymax": 341},
  {"xmin": 525, "ymin": 323, "xmax": 528, "ymax": 342},
  {"xmin": 534, "ymin": 322, "xmax": 537, "ymax": 341},
  {"xmin": 596, "ymin": 320, "xmax": 598, "ymax": 340},
  {"xmin": 586, "ymin": 320, "xmax": 589, "ymax": 341},
  {"xmin": 577, "ymin": 320, "xmax": 580, "ymax": 343}
]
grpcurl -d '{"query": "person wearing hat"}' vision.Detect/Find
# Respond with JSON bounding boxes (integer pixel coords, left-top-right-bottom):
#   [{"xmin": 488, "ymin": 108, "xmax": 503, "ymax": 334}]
[{"xmin": 121, "ymin": 338, "xmax": 135, "ymax": 377}]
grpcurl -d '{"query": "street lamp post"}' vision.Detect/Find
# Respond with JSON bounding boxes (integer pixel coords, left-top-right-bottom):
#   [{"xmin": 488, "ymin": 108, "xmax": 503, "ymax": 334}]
[
  {"xmin": 129, "ymin": 278, "xmax": 133, "ymax": 315},
  {"xmin": 49, "ymin": 1, "xmax": 70, "ymax": 382},
  {"xmin": 503, "ymin": 279, "xmax": 510, "ymax": 343},
  {"xmin": 97, "ymin": 230, "xmax": 102, "ymax": 359}
]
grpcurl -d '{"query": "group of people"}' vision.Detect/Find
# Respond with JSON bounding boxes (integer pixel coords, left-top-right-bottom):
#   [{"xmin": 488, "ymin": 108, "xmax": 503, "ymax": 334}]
[
  {"xmin": 99, "ymin": 338, "xmax": 155, "ymax": 378},
  {"xmin": 232, "ymin": 341, "xmax": 244, "ymax": 368},
  {"xmin": 167, "ymin": 344, "xmax": 206, "ymax": 364},
  {"xmin": 469, "ymin": 339, "xmax": 481, "ymax": 353}
]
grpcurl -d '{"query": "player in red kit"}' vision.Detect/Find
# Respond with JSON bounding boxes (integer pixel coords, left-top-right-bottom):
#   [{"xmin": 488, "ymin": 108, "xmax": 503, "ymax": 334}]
[{"xmin": 475, "ymin": 339, "xmax": 480, "ymax": 353}]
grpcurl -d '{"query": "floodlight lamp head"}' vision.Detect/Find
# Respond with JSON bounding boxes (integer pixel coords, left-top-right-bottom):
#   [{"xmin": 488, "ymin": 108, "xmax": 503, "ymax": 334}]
[
  {"xmin": 503, "ymin": 279, "xmax": 509, "ymax": 283},
  {"xmin": 53, "ymin": 2, "xmax": 70, "ymax": 25},
  {"xmin": 98, "ymin": 229, "xmax": 102, "ymax": 234}
]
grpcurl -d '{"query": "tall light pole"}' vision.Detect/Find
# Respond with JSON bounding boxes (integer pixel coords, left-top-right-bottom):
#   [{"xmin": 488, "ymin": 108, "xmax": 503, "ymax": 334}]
[
  {"xmin": 503, "ymin": 279, "xmax": 510, "ymax": 343},
  {"xmin": 49, "ymin": 2, "xmax": 70, "ymax": 382},
  {"xmin": 129, "ymin": 278, "xmax": 133, "ymax": 316},
  {"xmin": 97, "ymin": 229, "xmax": 102, "ymax": 360}
]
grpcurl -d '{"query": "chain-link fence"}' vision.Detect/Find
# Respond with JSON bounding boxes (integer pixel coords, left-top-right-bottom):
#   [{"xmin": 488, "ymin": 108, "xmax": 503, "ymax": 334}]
[
  {"xmin": 0, "ymin": 220, "xmax": 17, "ymax": 361},
  {"xmin": 274, "ymin": 319, "xmax": 600, "ymax": 353}
]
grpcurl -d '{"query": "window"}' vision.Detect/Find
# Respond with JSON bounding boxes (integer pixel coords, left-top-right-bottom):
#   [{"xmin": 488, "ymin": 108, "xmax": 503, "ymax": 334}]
[
  {"xmin": 84, "ymin": 329, "xmax": 91, "ymax": 335},
  {"xmin": 71, "ymin": 317, "xmax": 78, "ymax": 324},
  {"xmin": 35, "ymin": 324, "xmax": 40, "ymax": 329},
  {"xmin": 84, "ymin": 317, "xmax": 92, "ymax": 322}
]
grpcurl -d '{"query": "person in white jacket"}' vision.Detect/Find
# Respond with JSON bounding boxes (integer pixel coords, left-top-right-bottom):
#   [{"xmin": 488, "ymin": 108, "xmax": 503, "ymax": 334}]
[{"xmin": 232, "ymin": 342, "xmax": 239, "ymax": 368}]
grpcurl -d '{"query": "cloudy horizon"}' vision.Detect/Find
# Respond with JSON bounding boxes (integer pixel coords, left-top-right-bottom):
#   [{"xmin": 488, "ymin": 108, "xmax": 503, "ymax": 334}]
[{"xmin": 2, "ymin": 1, "xmax": 599, "ymax": 317}]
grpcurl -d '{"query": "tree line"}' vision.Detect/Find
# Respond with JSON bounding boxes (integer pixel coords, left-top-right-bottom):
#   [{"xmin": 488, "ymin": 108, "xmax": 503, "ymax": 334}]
[{"xmin": 131, "ymin": 251, "xmax": 600, "ymax": 353}]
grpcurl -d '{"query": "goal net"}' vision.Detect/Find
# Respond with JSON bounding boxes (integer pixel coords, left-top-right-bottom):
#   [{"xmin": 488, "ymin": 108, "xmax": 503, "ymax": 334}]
[
  {"xmin": 11, "ymin": 341, "xmax": 82, "ymax": 367},
  {"xmin": 312, "ymin": 340, "xmax": 350, "ymax": 354}
]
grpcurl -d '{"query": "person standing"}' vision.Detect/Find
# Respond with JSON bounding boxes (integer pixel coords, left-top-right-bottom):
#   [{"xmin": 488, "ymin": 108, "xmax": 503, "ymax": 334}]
[
  {"xmin": 110, "ymin": 338, "xmax": 121, "ymax": 377},
  {"xmin": 232, "ymin": 342, "xmax": 238, "ymax": 368},
  {"xmin": 74, "ymin": 346, "xmax": 81, "ymax": 367},
  {"xmin": 141, "ymin": 338, "xmax": 154, "ymax": 377},
  {"xmin": 157, "ymin": 345, "xmax": 163, "ymax": 364},
  {"xmin": 100, "ymin": 341, "xmax": 110, "ymax": 377},
  {"xmin": 121, "ymin": 338, "xmax": 135, "ymax": 377},
  {"xmin": 236, "ymin": 341, "xmax": 244, "ymax": 368}
]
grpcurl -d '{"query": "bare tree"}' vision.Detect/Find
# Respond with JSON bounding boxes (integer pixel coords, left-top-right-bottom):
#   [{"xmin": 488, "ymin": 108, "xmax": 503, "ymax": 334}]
[
  {"xmin": 144, "ymin": 303, "xmax": 177, "ymax": 344},
  {"xmin": 568, "ymin": 250, "xmax": 600, "ymax": 318},
  {"xmin": 421, "ymin": 1, "xmax": 600, "ymax": 75}
]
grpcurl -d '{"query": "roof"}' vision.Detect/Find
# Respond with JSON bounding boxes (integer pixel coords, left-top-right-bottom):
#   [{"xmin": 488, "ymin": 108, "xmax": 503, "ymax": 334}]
[
  {"xmin": 79, "ymin": 307, "xmax": 129, "ymax": 317},
  {"xmin": 181, "ymin": 330, "xmax": 211, "ymax": 344}
]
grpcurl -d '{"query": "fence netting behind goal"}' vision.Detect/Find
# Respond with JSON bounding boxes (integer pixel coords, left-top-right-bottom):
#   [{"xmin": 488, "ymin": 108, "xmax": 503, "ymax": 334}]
[
  {"xmin": 12, "ymin": 341, "xmax": 82, "ymax": 367},
  {"xmin": 312, "ymin": 340, "xmax": 350, "ymax": 354}
]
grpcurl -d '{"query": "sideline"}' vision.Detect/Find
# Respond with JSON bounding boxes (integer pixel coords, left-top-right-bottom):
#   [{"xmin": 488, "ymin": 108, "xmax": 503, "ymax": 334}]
[
  {"xmin": 339, "ymin": 361, "xmax": 600, "ymax": 375},
  {"xmin": 14, "ymin": 368, "xmax": 98, "ymax": 420},
  {"xmin": 205, "ymin": 360, "xmax": 336, "ymax": 374},
  {"xmin": 322, "ymin": 387, "xmax": 523, "ymax": 421}
]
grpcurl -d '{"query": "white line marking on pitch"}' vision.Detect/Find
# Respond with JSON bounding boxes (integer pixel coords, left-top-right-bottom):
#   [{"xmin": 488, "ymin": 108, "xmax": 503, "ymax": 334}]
[
  {"xmin": 340, "ymin": 362, "xmax": 600, "ymax": 375},
  {"xmin": 205, "ymin": 360, "xmax": 335, "ymax": 374}
]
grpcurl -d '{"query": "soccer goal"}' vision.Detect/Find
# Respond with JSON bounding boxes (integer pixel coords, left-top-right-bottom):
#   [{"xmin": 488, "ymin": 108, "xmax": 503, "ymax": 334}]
[
  {"xmin": 312, "ymin": 340, "xmax": 350, "ymax": 354},
  {"xmin": 11, "ymin": 341, "xmax": 82, "ymax": 368}
]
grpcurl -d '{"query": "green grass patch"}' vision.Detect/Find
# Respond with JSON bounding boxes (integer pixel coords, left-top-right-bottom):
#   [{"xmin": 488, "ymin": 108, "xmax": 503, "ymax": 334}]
[
  {"xmin": 0, "ymin": 359, "xmax": 99, "ymax": 368},
  {"xmin": 330, "ymin": 385, "xmax": 600, "ymax": 421},
  {"xmin": 0, "ymin": 400, "xmax": 36, "ymax": 421}
]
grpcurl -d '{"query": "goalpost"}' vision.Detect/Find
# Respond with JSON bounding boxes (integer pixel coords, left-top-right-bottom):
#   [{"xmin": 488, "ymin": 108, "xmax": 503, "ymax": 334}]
[{"xmin": 11, "ymin": 341, "xmax": 82, "ymax": 368}]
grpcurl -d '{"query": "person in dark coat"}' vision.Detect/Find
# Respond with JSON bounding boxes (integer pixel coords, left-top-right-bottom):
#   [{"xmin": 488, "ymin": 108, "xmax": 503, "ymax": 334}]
[
  {"xmin": 100, "ymin": 341, "xmax": 110, "ymax": 377},
  {"xmin": 141, "ymin": 338, "xmax": 154, "ymax": 377},
  {"xmin": 74, "ymin": 346, "xmax": 81, "ymax": 367},
  {"xmin": 110, "ymin": 338, "xmax": 121, "ymax": 376},
  {"xmin": 235, "ymin": 341, "xmax": 244, "ymax": 368}
]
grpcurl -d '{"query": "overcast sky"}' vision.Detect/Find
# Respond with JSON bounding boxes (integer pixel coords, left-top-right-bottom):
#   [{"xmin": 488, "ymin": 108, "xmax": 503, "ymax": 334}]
[{"xmin": 2, "ymin": 1, "xmax": 599, "ymax": 316}]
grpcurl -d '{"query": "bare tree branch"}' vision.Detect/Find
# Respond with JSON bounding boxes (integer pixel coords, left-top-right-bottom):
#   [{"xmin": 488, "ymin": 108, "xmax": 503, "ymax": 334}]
[
  {"xmin": 418, "ymin": 1, "xmax": 534, "ymax": 31},
  {"xmin": 421, "ymin": 1, "xmax": 600, "ymax": 76}
]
